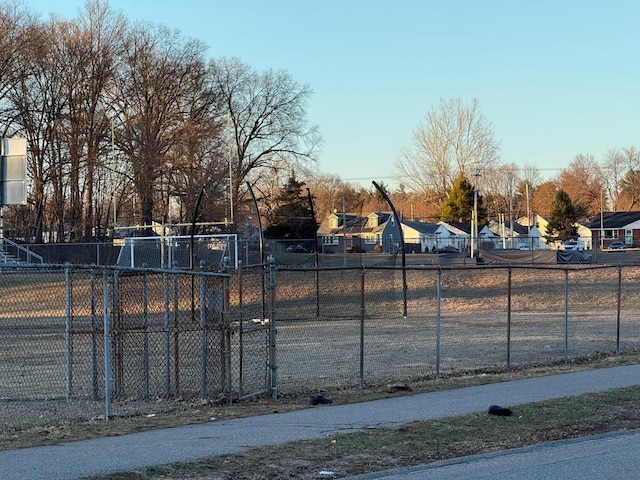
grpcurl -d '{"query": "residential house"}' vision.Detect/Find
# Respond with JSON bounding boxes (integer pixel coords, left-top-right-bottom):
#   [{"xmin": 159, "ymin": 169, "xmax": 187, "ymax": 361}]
[
  {"xmin": 434, "ymin": 221, "xmax": 471, "ymax": 253},
  {"xmin": 401, "ymin": 221, "xmax": 439, "ymax": 253},
  {"xmin": 516, "ymin": 214, "xmax": 591, "ymax": 250},
  {"xmin": 586, "ymin": 211, "xmax": 640, "ymax": 249},
  {"xmin": 316, "ymin": 212, "xmax": 402, "ymax": 253},
  {"xmin": 489, "ymin": 220, "xmax": 538, "ymax": 250},
  {"xmin": 478, "ymin": 224, "xmax": 499, "ymax": 250}
]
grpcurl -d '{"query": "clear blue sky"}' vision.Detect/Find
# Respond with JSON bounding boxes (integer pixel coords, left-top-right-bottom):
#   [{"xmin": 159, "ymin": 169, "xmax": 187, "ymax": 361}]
[{"xmin": 26, "ymin": 0, "xmax": 640, "ymax": 187}]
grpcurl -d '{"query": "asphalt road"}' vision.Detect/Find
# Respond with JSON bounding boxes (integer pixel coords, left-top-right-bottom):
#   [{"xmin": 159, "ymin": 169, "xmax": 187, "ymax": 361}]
[
  {"xmin": 3, "ymin": 364, "xmax": 640, "ymax": 480},
  {"xmin": 346, "ymin": 431, "xmax": 640, "ymax": 479}
]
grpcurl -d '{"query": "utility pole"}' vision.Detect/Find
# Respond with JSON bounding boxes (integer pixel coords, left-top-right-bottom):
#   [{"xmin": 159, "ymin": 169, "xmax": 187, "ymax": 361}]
[
  {"xmin": 509, "ymin": 176, "xmax": 514, "ymax": 249},
  {"xmin": 472, "ymin": 171, "xmax": 481, "ymax": 258},
  {"xmin": 342, "ymin": 197, "xmax": 347, "ymax": 266},
  {"xmin": 226, "ymin": 112, "xmax": 234, "ymax": 225},
  {"xmin": 600, "ymin": 189, "xmax": 605, "ymax": 250},
  {"xmin": 525, "ymin": 182, "xmax": 531, "ymax": 234}
]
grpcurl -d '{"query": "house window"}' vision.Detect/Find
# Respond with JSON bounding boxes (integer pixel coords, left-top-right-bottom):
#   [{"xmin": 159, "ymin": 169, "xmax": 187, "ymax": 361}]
[
  {"xmin": 329, "ymin": 217, "xmax": 339, "ymax": 228},
  {"xmin": 364, "ymin": 234, "xmax": 377, "ymax": 244},
  {"xmin": 603, "ymin": 229, "xmax": 618, "ymax": 239},
  {"xmin": 625, "ymin": 229, "xmax": 633, "ymax": 244},
  {"xmin": 323, "ymin": 236, "xmax": 338, "ymax": 245}
]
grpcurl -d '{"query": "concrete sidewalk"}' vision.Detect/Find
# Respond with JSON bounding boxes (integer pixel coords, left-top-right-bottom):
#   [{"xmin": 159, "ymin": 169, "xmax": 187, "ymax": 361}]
[{"xmin": 3, "ymin": 364, "xmax": 640, "ymax": 480}]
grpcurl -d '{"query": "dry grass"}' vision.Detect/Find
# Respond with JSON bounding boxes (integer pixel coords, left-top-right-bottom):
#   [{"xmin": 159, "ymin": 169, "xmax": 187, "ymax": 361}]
[
  {"xmin": 77, "ymin": 354, "xmax": 640, "ymax": 480},
  {"xmin": 4, "ymin": 262, "xmax": 640, "ymax": 479}
]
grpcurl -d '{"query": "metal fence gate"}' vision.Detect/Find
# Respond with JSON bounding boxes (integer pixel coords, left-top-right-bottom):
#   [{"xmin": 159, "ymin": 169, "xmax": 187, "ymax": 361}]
[{"xmin": 224, "ymin": 262, "xmax": 275, "ymax": 402}]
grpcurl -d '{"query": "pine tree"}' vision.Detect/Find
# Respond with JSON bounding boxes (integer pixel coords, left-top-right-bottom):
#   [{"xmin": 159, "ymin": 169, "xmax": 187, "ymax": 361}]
[
  {"xmin": 440, "ymin": 174, "xmax": 485, "ymax": 223},
  {"xmin": 264, "ymin": 172, "xmax": 316, "ymax": 239},
  {"xmin": 546, "ymin": 189, "xmax": 579, "ymax": 241}
]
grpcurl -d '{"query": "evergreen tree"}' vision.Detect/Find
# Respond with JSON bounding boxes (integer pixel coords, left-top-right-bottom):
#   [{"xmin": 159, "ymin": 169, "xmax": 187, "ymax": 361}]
[
  {"xmin": 546, "ymin": 189, "xmax": 579, "ymax": 241},
  {"xmin": 264, "ymin": 172, "xmax": 316, "ymax": 239},
  {"xmin": 440, "ymin": 174, "xmax": 486, "ymax": 223}
]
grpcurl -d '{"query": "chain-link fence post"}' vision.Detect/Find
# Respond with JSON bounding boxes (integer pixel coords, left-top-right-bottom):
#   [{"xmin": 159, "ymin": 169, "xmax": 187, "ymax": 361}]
[
  {"xmin": 564, "ymin": 269, "xmax": 569, "ymax": 362},
  {"xmin": 103, "ymin": 268, "xmax": 112, "ymax": 419},
  {"xmin": 267, "ymin": 256, "xmax": 278, "ymax": 400},
  {"xmin": 359, "ymin": 264, "xmax": 366, "ymax": 389},
  {"xmin": 90, "ymin": 269, "xmax": 99, "ymax": 400},
  {"xmin": 163, "ymin": 270, "xmax": 171, "ymax": 398},
  {"xmin": 238, "ymin": 261, "xmax": 244, "ymax": 397},
  {"xmin": 142, "ymin": 270, "xmax": 150, "ymax": 400},
  {"xmin": 199, "ymin": 267, "xmax": 207, "ymax": 398},
  {"xmin": 113, "ymin": 269, "xmax": 123, "ymax": 398},
  {"xmin": 222, "ymin": 256, "xmax": 233, "ymax": 406},
  {"xmin": 435, "ymin": 267, "xmax": 442, "ymax": 378},
  {"xmin": 65, "ymin": 265, "xmax": 72, "ymax": 400},
  {"xmin": 507, "ymin": 266, "xmax": 512, "ymax": 368},
  {"xmin": 616, "ymin": 265, "xmax": 622, "ymax": 354},
  {"xmin": 172, "ymin": 262, "xmax": 180, "ymax": 395}
]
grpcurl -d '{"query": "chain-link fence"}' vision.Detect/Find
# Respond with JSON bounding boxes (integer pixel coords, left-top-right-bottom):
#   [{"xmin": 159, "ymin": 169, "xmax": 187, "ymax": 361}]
[
  {"xmin": 272, "ymin": 263, "xmax": 640, "ymax": 394},
  {"xmin": 2, "ymin": 261, "xmax": 640, "ymax": 430},
  {"xmin": 0, "ymin": 263, "xmax": 273, "ymax": 429}
]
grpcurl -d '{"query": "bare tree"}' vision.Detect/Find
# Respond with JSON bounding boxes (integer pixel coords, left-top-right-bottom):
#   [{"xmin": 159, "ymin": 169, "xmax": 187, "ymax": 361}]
[
  {"xmin": 521, "ymin": 163, "xmax": 542, "ymax": 191},
  {"xmin": 5, "ymin": 16, "xmax": 65, "ymax": 242},
  {"xmin": 394, "ymin": 98, "xmax": 501, "ymax": 201},
  {"xmin": 602, "ymin": 148, "xmax": 624, "ymax": 210},
  {"xmin": 557, "ymin": 154, "xmax": 604, "ymax": 217},
  {"xmin": 603, "ymin": 146, "xmax": 640, "ymax": 211},
  {"xmin": 110, "ymin": 22, "xmax": 210, "ymax": 229},
  {"xmin": 49, "ymin": 1, "xmax": 125, "ymax": 240},
  {"xmin": 0, "ymin": 4, "xmax": 320, "ymax": 242},
  {"xmin": 0, "ymin": 1, "xmax": 40, "ymax": 121},
  {"xmin": 0, "ymin": 2, "xmax": 46, "ymax": 240},
  {"xmin": 305, "ymin": 173, "xmax": 362, "ymax": 218},
  {"xmin": 481, "ymin": 163, "xmax": 521, "ymax": 221},
  {"xmin": 163, "ymin": 71, "xmax": 226, "ymax": 230},
  {"xmin": 530, "ymin": 180, "xmax": 558, "ymax": 218},
  {"xmin": 209, "ymin": 57, "xmax": 322, "ymax": 221}
]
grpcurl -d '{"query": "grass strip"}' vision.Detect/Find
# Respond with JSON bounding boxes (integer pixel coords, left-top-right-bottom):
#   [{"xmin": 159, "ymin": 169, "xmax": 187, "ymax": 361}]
[{"xmin": 85, "ymin": 385, "xmax": 640, "ymax": 480}]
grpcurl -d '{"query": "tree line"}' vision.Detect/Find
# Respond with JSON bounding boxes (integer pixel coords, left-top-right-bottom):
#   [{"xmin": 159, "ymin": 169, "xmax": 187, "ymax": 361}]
[
  {"xmin": 307, "ymin": 99, "xmax": 640, "ymax": 231},
  {"xmin": 2, "ymin": 1, "xmax": 639, "ymax": 245},
  {"xmin": 0, "ymin": 0, "xmax": 319, "ymax": 243}
]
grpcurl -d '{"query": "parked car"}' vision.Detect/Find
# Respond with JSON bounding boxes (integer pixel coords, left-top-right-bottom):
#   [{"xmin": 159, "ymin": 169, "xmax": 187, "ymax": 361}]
[
  {"xmin": 560, "ymin": 240, "xmax": 583, "ymax": 251},
  {"xmin": 285, "ymin": 244, "xmax": 309, "ymax": 253},
  {"xmin": 437, "ymin": 245, "xmax": 460, "ymax": 254},
  {"xmin": 607, "ymin": 241, "xmax": 626, "ymax": 250}
]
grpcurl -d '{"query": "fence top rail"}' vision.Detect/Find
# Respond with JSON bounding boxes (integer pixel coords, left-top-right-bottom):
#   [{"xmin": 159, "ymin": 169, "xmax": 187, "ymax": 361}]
[
  {"xmin": 274, "ymin": 263, "xmax": 634, "ymax": 273},
  {"xmin": 21, "ymin": 262, "xmax": 232, "ymax": 278}
]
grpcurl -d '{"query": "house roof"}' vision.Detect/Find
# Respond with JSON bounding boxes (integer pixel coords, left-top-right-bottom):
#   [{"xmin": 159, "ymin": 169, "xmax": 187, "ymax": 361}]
[
  {"xmin": 437, "ymin": 221, "xmax": 472, "ymax": 236},
  {"xmin": 317, "ymin": 212, "xmax": 394, "ymax": 236},
  {"xmin": 402, "ymin": 220, "xmax": 439, "ymax": 234},
  {"xmin": 494, "ymin": 220, "xmax": 529, "ymax": 235},
  {"xmin": 479, "ymin": 225, "xmax": 498, "ymax": 237},
  {"xmin": 449, "ymin": 221, "xmax": 471, "ymax": 233},
  {"xmin": 586, "ymin": 211, "xmax": 640, "ymax": 229}
]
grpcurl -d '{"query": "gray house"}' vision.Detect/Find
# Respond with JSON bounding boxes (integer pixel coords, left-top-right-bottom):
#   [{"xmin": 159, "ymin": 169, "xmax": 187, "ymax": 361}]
[{"xmin": 316, "ymin": 212, "xmax": 402, "ymax": 253}]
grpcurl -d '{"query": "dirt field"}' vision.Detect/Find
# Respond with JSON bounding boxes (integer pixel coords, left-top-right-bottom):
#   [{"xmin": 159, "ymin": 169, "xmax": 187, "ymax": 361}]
[{"xmin": 2, "ymin": 263, "xmax": 640, "ymax": 430}]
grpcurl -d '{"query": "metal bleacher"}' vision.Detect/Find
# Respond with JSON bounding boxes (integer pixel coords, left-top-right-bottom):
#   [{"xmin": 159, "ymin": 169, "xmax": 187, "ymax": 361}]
[{"xmin": 0, "ymin": 237, "xmax": 43, "ymax": 267}]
